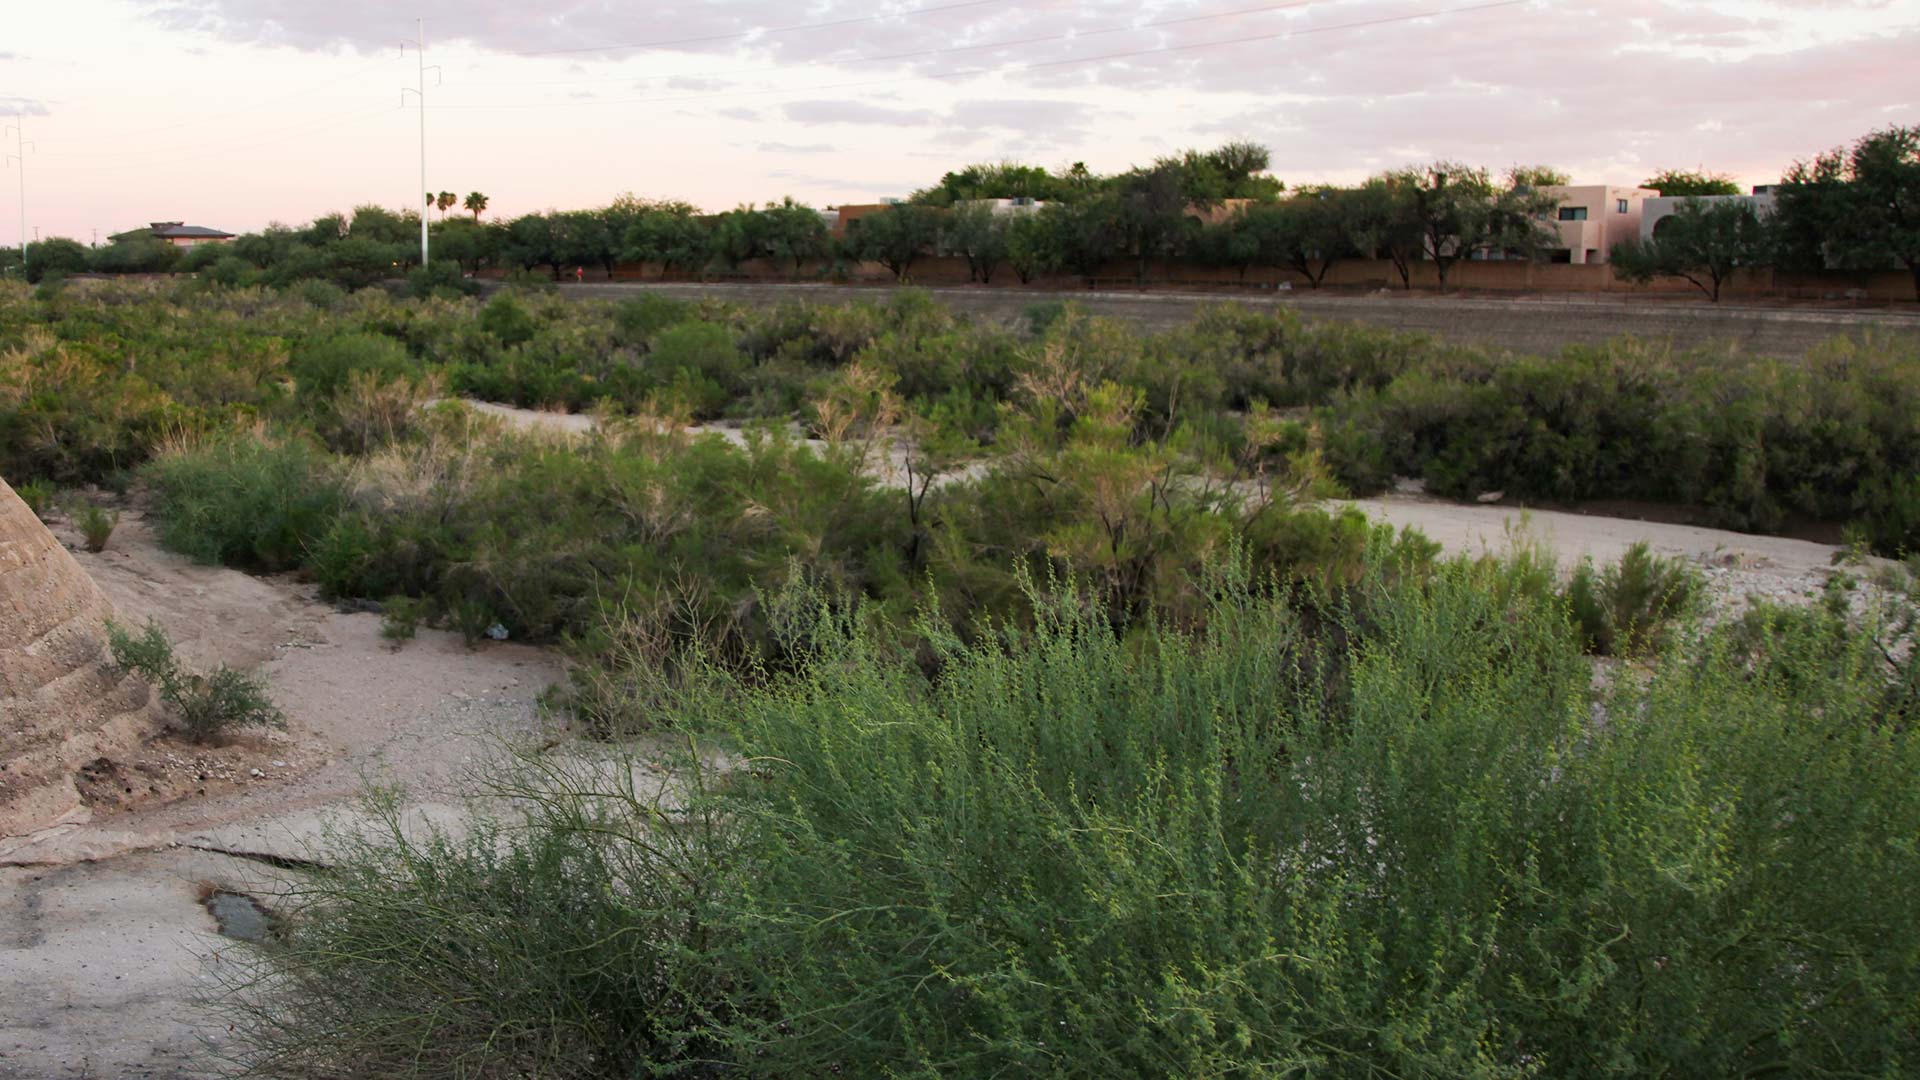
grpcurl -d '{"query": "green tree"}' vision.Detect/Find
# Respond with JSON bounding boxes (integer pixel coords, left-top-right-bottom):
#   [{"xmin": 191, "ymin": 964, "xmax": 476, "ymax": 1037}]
[
  {"xmin": 432, "ymin": 217, "xmax": 500, "ymax": 273},
  {"xmin": 1268, "ymin": 187, "xmax": 1362, "ymax": 287},
  {"xmin": 1005, "ymin": 212, "xmax": 1051, "ymax": 284},
  {"xmin": 913, "ymin": 161, "xmax": 1068, "ymax": 206},
  {"xmin": 435, "ymin": 191, "xmax": 457, "ymax": 218},
  {"xmin": 1346, "ymin": 178, "xmax": 1425, "ymax": 290},
  {"xmin": 1642, "ymin": 169, "xmax": 1742, "ymax": 197},
  {"xmin": 945, "ymin": 203, "xmax": 1011, "ymax": 283},
  {"xmin": 463, "ymin": 191, "xmax": 490, "ymax": 221},
  {"xmin": 1382, "ymin": 162, "xmax": 1558, "ymax": 291},
  {"xmin": 847, "ymin": 203, "xmax": 943, "ymax": 281},
  {"xmin": 1507, "ymin": 165, "xmax": 1570, "ymax": 188},
  {"xmin": 88, "ymin": 235, "xmax": 182, "ymax": 274},
  {"xmin": 504, "ymin": 213, "xmax": 560, "ymax": 276},
  {"xmin": 760, "ymin": 197, "xmax": 830, "ymax": 271},
  {"xmin": 1776, "ymin": 125, "xmax": 1920, "ymax": 300},
  {"xmin": 622, "ymin": 203, "xmax": 708, "ymax": 274},
  {"xmin": 707, "ymin": 205, "xmax": 769, "ymax": 271},
  {"xmin": 1610, "ymin": 197, "xmax": 1768, "ymax": 301},
  {"xmin": 26, "ymin": 237, "xmax": 89, "ymax": 282}
]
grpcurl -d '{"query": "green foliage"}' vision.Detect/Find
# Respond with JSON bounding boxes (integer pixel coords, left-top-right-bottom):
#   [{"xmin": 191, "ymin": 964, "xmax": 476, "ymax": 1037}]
[
  {"xmin": 1565, "ymin": 541, "xmax": 1699, "ymax": 655},
  {"xmin": 289, "ymin": 332, "xmax": 414, "ymax": 400},
  {"xmin": 1642, "ymin": 168, "xmax": 1743, "ymax": 197},
  {"xmin": 404, "ymin": 260, "xmax": 478, "ymax": 299},
  {"xmin": 1776, "ymin": 125, "xmax": 1920, "ymax": 298},
  {"xmin": 107, "ymin": 618, "xmax": 285, "ymax": 743},
  {"xmin": 378, "ymin": 596, "xmax": 423, "ymax": 647},
  {"xmin": 1611, "ymin": 197, "xmax": 1769, "ymax": 300},
  {"xmin": 142, "ymin": 434, "xmax": 343, "ymax": 571},
  {"xmin": 76, "ymin": 501, "xmax": 119, "ymax": 552},
  {"xmin": 14, "ymin": 478, "xmax": 55, "ymax": 519},
  {"xmin": 229, "ymin": 567, "xmax": 1920, "ymax": 1077},
  {"xmin": 25, "ymin": 237, "xmax": 89, "ymax": 282},
  {"xmin": 477, "ymin": 292, "xmax": 538, "ymax": 345}
]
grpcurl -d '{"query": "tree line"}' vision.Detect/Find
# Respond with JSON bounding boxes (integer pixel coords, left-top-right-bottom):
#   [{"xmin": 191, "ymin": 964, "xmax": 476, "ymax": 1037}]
[{"xmin": 9, "ymin": 127, "xmax": 1916, "ymax": 299}]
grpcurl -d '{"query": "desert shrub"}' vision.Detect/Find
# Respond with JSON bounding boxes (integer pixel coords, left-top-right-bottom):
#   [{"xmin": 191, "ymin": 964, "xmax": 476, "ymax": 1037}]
[
  {"xmin": 142, "ymin": 433, "xmax": 343, "ymax": 571},
  {"xmin": 293, "ymin": 278, "xmax": 346, "ymax": 311},
  {"xmin": 229, "ymin": 563, "xmax": 1920, "ymax": 1077},
  {"xmin": 477, "ymin": 292, "xmax": 538, "ymax": 345},
  {"xmin": 76, "ymin": 501, "xmax": 118, "ymax": 552},
  {"xmin": 289, "ymin": 332, "xmax": 415, "ymax": 401},
  {"xmin": 317, "ymin": 368, "xmax": 444, "ymax": 454},
  {"xmin": 14, "ymin": 478, "xmax": 55, "ymax": 519},
  {"xmin": 378, "ymin": 595, "xmax": 423, "ymax": 647},
  {"xmin": 612, "ymin": 293, "xmax": 694, "ymax": 344},
  {"xmin": 107, "ymin": 619, "xmax": 285, "ymax": 743},
  {"xmin": 645, "ymin": 321, "xmax": 748, "ymax": 418},
  {"xmin": 1564, "ymin": 541, "xmax": 1700, "ymax": 656},
  {"xmin": 404, "ymin": 260, "xmax": 478, "ymax": 299}
]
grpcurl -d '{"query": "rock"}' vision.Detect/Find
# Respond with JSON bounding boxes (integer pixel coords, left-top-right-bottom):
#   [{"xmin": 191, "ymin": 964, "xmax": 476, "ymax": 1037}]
[
  {"xmin": 1476, "ymin": 490, "xmax": 1506, "ymax": 504},
  {"xmin": 0, "ymin": 477, "xmax": 158, "ymax": 841}
]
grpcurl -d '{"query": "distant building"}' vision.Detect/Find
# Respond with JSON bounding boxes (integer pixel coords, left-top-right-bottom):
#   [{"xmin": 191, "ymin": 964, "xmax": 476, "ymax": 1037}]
[
  {"xmin": 957, "ymin": 197, "xmax": 1047, "ymax": 216},
  {"xmin": 1536, "ymin": 185, "xmax": 1659, "ymax": 264},
  {"xmin": 109, "ymin": 221, "xmax": 236, "ymax": 248},
  {"xmin": 1640, "ymin": 187, "xmax": 1778, "ymax": 242}
]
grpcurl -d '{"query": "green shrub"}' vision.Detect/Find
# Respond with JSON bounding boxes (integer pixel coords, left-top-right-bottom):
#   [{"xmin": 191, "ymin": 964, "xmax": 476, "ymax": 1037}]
[
  {"xmin": 107, "ymin": 619, "xmax": 285, "ymax": 743},
  {"xmin": 76, "ymin": 502, "xmax": 119, "ymax": 553},
  {"xmin": 229, "ymin": 564, "xmax": 1920, "ymax": 1077},
  {"xmin": 378, "ymin": 596, "xmax": 423, "ymax": 647},
  {"xmin": 142, "ymin": 434, "xmax": 343, "ymax": 571},
  {"xmin": 1564, "ymin": 541, "xmax": 1700, "ymax": 656},
  {"xmin": 289, "ymin": 332, "xmax": 414, "ymax": 400},
  {"xmin": 14, "ymin": 478, "xmax": 56, "ymax": 519},
  {"xmin": 478, "ymin": 293, "xmax": 538, "ymax": 345}
]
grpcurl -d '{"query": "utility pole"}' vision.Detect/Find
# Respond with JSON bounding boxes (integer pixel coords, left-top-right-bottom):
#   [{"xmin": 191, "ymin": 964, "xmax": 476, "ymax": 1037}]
[
  {"xmin": 400, "ymin": 20, "xmax": 440, "ymax": 269},
  {"xmin": 3, "ymin": 114, "xmax": 28, "ymax": 280}
]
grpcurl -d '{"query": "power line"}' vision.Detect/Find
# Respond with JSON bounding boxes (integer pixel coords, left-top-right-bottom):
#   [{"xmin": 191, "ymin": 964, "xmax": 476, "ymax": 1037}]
[
  {"xmin": 497, "ymin": 0, "xmax": 1017, "ymax": 59},
  {"xmin": 429, "ymin": 0, "xmax": 1527, "ymax": 111},
  {"xmin": 449, "ymin": 0, "xmax": 1333, "ymax": 90}
]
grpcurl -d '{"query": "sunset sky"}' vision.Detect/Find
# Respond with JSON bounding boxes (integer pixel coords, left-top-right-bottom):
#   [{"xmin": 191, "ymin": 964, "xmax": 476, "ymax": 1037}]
[{"xmin": 4, "ymin": 0, "xmax": 1917, "ymax": 245}]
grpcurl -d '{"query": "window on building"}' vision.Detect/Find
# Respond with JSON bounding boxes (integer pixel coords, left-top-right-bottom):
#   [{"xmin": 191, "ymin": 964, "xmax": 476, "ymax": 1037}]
[
  {"xmin": 1616, "ymin": 199, "xmax": 1629, "ymax": 214},
  {"xmin": 1549, "ymin": 249, "xmax": 1573, "ymax": 263},
  {"xmin": 1557, "ymin": 206, "xmax": 1588, "ymax": 221}
]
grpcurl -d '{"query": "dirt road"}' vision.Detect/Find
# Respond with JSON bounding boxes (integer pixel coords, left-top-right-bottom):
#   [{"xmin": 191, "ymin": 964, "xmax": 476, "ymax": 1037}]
[{"xmin": 559, "ymin": 281, "xmax": 1920, "ymax": 357}]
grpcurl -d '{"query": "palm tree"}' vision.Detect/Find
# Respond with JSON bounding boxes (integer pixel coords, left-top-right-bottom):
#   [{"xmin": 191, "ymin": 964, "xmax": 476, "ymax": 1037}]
[
  {"xmin": 436, "ymin": 191, "xmax": 457, "ymax": 219},
  {"xmin": 464, "ymin": 191, "xmax": 489, "ymax": 222}
]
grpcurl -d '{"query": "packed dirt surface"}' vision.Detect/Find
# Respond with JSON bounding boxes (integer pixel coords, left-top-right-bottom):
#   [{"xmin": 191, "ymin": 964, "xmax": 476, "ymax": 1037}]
[
  {"xmin": 1, "ymin": 505, "xmax": 564, "ymax": 1079},
  {"xmin": 562, "ymin": 280, "xmax": 1920, "ymax": 358}
]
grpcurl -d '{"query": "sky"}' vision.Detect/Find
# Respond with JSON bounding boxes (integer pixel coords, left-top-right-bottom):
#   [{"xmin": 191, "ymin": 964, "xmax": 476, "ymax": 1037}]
[{"xmin": 2, "ymin": 0, "xmax": 1917, "ymax": 244}]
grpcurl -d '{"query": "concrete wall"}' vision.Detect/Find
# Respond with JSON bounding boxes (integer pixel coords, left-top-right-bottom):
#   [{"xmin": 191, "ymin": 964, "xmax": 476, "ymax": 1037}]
[{"xmin": 1539, "ymin": 185, "xmax": 1658, "ymax": 264}]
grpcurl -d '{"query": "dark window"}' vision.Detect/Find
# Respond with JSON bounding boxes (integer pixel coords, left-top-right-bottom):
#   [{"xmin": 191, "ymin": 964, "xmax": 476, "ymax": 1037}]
[
  {"xmin": 1549, "ymin": 249, "xmax": 1573, "ymax": 263},
  {"xmin": 1558, "ymin": 206, "xmax": 1588, "ymax": 221},
  {"xmin": 1616, "ymin": 199, "xmax": 1630, "ymax": 214}
]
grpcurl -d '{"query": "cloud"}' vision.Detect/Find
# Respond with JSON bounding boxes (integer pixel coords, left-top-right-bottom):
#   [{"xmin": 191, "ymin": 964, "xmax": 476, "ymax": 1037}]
[
  {"xmin": 783, "ymin": 100, "xmax": 938, "ymax": 126},
  {"xmin": 756, "ymin": 141, "xmax": 837, "ymax": 154},
  {"xmin": 0, "ymin": 96, "xmax": 50, "ymax": 117}
]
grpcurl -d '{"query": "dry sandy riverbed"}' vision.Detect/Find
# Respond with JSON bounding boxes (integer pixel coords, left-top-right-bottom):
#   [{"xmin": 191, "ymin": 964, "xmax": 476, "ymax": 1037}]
[{"xmin": 1, "ymin": 509, "xmax": 564, "ymax": 1079}]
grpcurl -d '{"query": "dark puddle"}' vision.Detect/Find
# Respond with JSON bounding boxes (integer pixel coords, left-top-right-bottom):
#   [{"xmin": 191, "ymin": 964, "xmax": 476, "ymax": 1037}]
[{"xmin": 204, "ymin": 890, "xmax": 275, "ymax": 942}]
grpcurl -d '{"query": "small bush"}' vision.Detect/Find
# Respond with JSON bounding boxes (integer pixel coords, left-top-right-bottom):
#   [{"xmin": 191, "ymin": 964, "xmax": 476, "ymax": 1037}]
[
  {"xmin": 76, "ymin": 502, "xmax": 119, "ymax": 553},
  {"xmin": 289, "ymin": 332, "xmax": 415, "ymax": 401},
  {"xmin": 107, "ymin": 619, "xmax": 285, "ymax": 743},
  {"xmin": 15, "ymin": 478, "xmax": 56, "ymax": 520},
  {"xmin": 478, "ymin": 293, "xmax": 538, "ymax": 346},
  {"xmin": 379, "ymin": 596, "xmax": 423, "ymax": 648},
  {"xmin": 1565, "ymin": 541, "xmax": 1699, "ymax": 656},
  {"xmin": 143, "ymin": 434, "xmax": 343, "ymax": 571}
]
